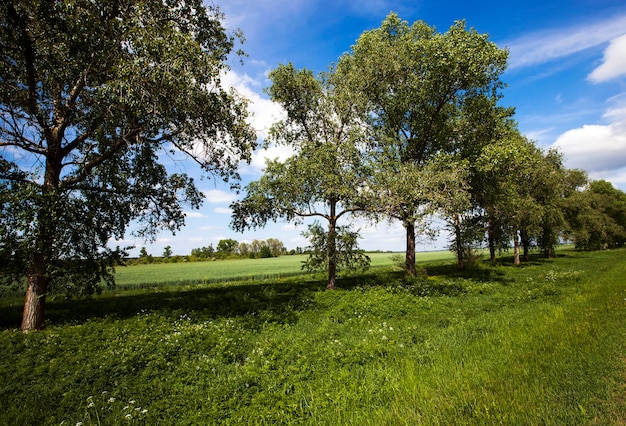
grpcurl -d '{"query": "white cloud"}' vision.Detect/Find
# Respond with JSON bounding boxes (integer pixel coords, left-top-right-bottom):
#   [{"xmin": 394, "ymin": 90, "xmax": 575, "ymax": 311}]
[
  {"xmin": 183, "ymin": 211, "xmax": 204, "ymax": 218},
  {"xmin": 221, "ymin": 70, "xmax": 297, "ymax": 174},
  {"xmin": 214, "ymin": 207, "xmax": 232, "ymax": 215},
  {"xmin": 222, "ymin": 70, "xmax": 285, "ymax": 140},
  {"xmin": 588, "ymin": 167, "xmax": 626, "ymax": 187},
  {"xmin": 524, "ymin": 127, "xmax": 556, "ymax": 145},
  {"xmin": 554, "ymin": 94, "xmax": 626, "ymax": 181},
  {"xmin": 248, "ymin": 143, "xmax": 297, "ymax": 173},
  {"xmin": 198, "ymin": 225, "xmax": 222, "ymax": 231},
  {"xmin": 555, "ymin": 124, "xmax": 626, "ymax": 171},
  {"xmin": 203, "ymin": 189, "xmax": 237, "ymax": 204},
  {"xmin": 505, "ymin": 14, "xmax": 626, "ymax": 69},
  {"xmin": 588, "ymin": 33, "xmax": 626, "ymax": 83}
]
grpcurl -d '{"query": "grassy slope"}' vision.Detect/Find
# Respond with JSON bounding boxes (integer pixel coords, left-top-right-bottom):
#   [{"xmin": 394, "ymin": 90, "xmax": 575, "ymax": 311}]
[{"xmin": 0, "ymin": 249, "xmax": 624, "ymax": 425}]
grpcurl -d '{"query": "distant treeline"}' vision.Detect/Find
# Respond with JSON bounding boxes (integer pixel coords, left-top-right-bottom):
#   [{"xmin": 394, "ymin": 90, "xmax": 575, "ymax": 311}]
[{"xmin": 127, "ymin": 238, "xmax": 300, "ymax": 265}]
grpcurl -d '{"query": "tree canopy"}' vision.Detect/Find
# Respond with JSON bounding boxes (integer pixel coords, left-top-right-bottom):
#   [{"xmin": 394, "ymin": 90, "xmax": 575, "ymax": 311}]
[
  {"xmin": 563, "ymin": 180, "xmax": 626, "ymax": 250},
  {"xmin": 231, "ymin": 63, "xmax": 371, "ymax": 288},
  {"xmin": 0, "ymin": 0, "xmax": 256, "ymax": 331},
  {"xmin": 336, "ymin": 13, "xmax": 508, "ymax": 275}
]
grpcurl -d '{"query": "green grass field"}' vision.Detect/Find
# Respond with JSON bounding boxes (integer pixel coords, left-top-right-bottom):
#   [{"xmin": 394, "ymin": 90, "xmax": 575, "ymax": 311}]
[
  {"xmin": 0, "ymin": 248, "xmax": 624, "ymax": 425},
  {"xmin": 113, "ymin": 251, "xmax": 455, "ymax": 288}
]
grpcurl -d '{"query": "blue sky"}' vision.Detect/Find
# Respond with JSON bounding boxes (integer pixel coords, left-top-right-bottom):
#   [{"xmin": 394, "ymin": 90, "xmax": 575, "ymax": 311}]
[{"xmin": 123, "ymin": 0, "xmax": 626, "ymax": 257}]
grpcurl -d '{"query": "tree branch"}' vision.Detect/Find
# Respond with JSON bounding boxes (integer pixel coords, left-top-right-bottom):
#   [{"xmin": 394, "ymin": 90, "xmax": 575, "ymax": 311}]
[{"xmin": 60, "ymin": 130, "xmax": 139, "ymax": 189}]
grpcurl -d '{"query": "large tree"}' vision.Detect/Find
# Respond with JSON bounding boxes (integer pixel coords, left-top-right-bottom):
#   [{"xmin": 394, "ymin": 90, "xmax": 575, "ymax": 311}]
[
  {"xmin": 0, "ymin": 0, "xmax": 256, "ymax": 331},
  {"xmin": 522, "ymin": 150, "xmax": 586, "ymax": 259},
  {"xmin": 563, "ymin": 180, "xmax": 626, "ymax": 250},
  {"xmin": 231, "ymin": 63, "xmax": 370, "ymax": 289},
  {"xmin": 337, "ymin": 13, "xmax": 507, "ymax": 275},
  {"xmin": 475, "ymin": 132, "xmax": 549, "ymax": 265}
]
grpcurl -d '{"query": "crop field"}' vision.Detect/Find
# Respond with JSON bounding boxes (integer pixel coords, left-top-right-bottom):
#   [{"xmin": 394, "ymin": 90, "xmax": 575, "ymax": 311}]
[
  {"xmin": 113, "ymin": 251, "xmax": 455, "ymax": 288},
  {"xmin": 0, "ymin": 248, "xmax": 624, "ymax": 425}
]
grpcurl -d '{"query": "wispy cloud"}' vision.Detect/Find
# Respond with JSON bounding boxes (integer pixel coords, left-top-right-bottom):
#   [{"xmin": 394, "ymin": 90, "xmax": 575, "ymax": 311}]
[
  {"xmin": 214, "ymin": 207, "xmax": 232, "ymax": 215},
  {"xmin": 221, "ymin": 69, "xmax": 296, "ymax": 175},
  {"xmin": 554, "ymin": 93, "xmax": 626, "ymax": 178},
  {"xmin": 588, "ymin": 33, "xmax": 626, "ymax": 83},
  {"xmin": 505, "ymin": 14, "xmax": 626, "ymax": 70},
  {"xmin": 203, "ymin": 189, "xmax": 237, "ymax": 204},
  {"xmin": 221, "ymin": 70, "xmax": 285, "ymax": 140}
]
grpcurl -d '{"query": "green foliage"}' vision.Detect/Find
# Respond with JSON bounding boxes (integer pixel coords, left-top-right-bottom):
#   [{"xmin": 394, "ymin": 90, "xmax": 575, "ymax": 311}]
[
  {"xmin": 231, "ymin": 62, "xmax": 372, "ymax": 287},
  {"xmin": 0, "ymin": 249, "xmax": 624, "ymax": 424},
  {"xmin": 336, "ymin": 13, "xmax": 508, "ymax": 275},
  {"xmin": 191, "ymin": 244, "xmax": 215, "ymax": 260},
  {"xmin": 302, "ymin": 222, "xmax": 371, "ymax": 275},
  {"xmin": 216, "ymin": 238, "xmax": 239, "ymax": 259},
  {"xmin": 0, "ymin": 0, "xmax": 256, "ymax": 329},
  {"xmin": 190, "ymin": 239, "xmax": 286, "ymax": 261},
  {"xmin": 563, "ymin": 180, "xmax": 626, "ymax": 250},
  {"xmin": 259, "ymin": 245, "xmax": 273, "ymax": 259}
]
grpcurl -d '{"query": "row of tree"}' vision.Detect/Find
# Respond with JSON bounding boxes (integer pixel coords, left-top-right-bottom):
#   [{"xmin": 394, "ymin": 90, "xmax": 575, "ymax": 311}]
[
  {"xmin": 130, "ymin": 238, "xmax": 288, "ymax": 263},
  {"xmin": 1, "ymin": 2, "xmax": 624, "ymax": 331},
  {"xmin": 191, "ymin": 238, "xmax": 286, "ymax": 259},
  {"xmin": 230, "ymin": 13, "xmax": 626, "ymax": 289}
]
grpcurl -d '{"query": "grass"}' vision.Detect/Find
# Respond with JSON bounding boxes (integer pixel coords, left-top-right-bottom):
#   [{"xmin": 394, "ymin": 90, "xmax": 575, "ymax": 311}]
[
  {"xmin": 112, "ymin": 251, "xmax": 454, "ymax": 288},
  {"xmin": 0, "ymin": 248, "xmax": 624, "ymax": 425}
]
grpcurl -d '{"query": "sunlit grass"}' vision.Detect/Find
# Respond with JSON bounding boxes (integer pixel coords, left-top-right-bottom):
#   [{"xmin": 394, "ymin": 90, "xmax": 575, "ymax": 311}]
[
  {"xmin": 0, "ymin": 248, "xmax": 624, "ymax": 425},
  {"xmin": 112, "ymin": 251, "xmax": 455, "ymax": 288}
]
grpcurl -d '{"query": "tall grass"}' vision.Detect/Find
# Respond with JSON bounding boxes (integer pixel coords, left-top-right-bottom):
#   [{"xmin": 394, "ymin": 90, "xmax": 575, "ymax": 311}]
[{"xmin": 0, "ymin": 249, "xmax": 624, "ymax": 425}]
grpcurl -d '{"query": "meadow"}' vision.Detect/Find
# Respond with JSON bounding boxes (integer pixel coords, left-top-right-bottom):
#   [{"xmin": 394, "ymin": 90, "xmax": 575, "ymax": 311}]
[
  {"xmin": 112, "ymin": 251, "xmax": 452, "ymax": 289},
  {"xmin": 0, "ymin": 248, "xmax": 624, "ymax": 425}
]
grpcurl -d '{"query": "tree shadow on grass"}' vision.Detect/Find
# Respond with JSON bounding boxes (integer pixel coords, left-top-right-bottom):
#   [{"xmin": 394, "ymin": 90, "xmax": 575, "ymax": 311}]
[
  {"xmin": 0, "ymin": 251, "xmax": 580, "ymax": 330},
  {"xmin": 0, "ymin": 278, "xmax": 326, "ymax": 330}
]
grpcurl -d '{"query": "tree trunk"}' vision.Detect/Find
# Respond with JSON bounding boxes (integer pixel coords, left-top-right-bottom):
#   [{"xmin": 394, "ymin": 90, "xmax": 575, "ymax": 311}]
[
  {"xmin": 520, "ymin": 228, "xmax": 530, "ymax": 261},
  {"xmin": 454, "ymin": 214, "xmax": 464, "ymax": 269},
  {"xmin": 513, "ymin": 230, "xmax": 521, "ymax": 265},
  {"xmin": 488, "ymin": 218, "xmax": 496, "ymax": 263},
  {"xmin": 326, "ymin": 205, "xmax": 337, "ymax": 290},
  {"xmin": 22, "ymin": 230, "xmax": 53, "ymax": 332},
  {"xmin": 21, "ymin": 148, "xmax": 61, "ymax": 332},
  {"xmin": 22, "ymin": 270, "xmax": 48, "ymax": 332},
  {"xmin": 405, "ymin": 219, "xmax": 416, "ymax": 276}
]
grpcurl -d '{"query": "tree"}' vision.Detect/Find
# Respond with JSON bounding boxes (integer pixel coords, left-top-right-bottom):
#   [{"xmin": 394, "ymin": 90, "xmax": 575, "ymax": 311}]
[
  {"xmin": 191, "ymin": 244, "xmax": 214, "ymax": 259},
  {"xmin": 337, "ymin": 13, "xmax": 507, "ymax": 275},
  {"xmin": 563, "ymin": 180, "xmax": 626, "ymax": 250},
  {"xmin": 526, "ymin": 151, "xmax": 586, "ymax": 258},
  {"xmin": 0, "ymin": 0, "xmax": 256, "ymax": 331},
  {"xmin": 231, "ymin": 63, "xmax": 370, "ymax": 289},
  {"xmin": 238, "ymin": 242, "xmax": 250, "ymax": 258},
  {"xmin": 302, "ymin": 222, "xmax": 370, "ymax": 276},
  {"xmin": 259, "ymin": 245, "xmax": 273, "ymax": 259},
  {"xmin": 443, "ymin": 93, "xmax": 517, "ymax": 267},
  {"xmin": 162, "ymin": 246, "xmax": 172, "ymax": 259},
  {"xmin": 475, "ymin": 132, "xmax": 546, "ymax": 265},
  {"xmin": 265, "ymin": 238, "xmax": 285, "ymax": 257},
  {"xmin": 216, "ymin": 239, "xmax": 238, "ymax": 258}
]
